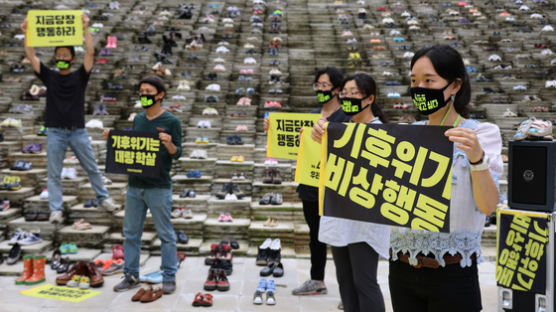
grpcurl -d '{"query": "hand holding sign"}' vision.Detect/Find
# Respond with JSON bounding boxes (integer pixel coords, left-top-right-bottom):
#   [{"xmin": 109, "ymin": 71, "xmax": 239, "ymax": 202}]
[
  {"xmin": 82, "ymin": 13, "xmax": 90, "ymax": 29},
  {"xmin": 311, "ymin": 117, "xmax": 327, "ymax": 144},
  {"xmin": 445, "ymin": 127, "xmax": 483, "ymax": 163}
]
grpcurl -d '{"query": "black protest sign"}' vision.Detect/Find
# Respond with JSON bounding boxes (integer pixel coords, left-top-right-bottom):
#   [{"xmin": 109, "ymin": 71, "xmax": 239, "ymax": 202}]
[
  {"xmin": 496, "ymin": 212, "xmax": 549, "ymax": 293},
  {"xmin": 106, "ymin": 130, "xmax": 161, "ymax": 178},
  {"xmin": 320, "ymin": 122, "xmax": 453, "ymax": 232}
]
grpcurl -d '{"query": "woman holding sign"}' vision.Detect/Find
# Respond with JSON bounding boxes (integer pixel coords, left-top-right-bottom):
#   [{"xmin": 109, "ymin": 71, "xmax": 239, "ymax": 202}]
[
  {"xmin": 388, "ymin": 45, "xmax": 503, "ymax": 312},
  {"xmin": 312, "ymin": 73, "xmax": 389, "ymax": 312},
  {"xmin": 265, "ymin": 67, "xmax": 351, "ymax": 296}
]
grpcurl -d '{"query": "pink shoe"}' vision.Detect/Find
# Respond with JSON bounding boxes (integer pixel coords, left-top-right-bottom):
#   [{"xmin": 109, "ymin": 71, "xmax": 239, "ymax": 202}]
[
  {"xmin": 218, "ymin": 213, "xmax": 227, "ymax": 222},
  {"xmin": 273, "ymin": 101, "xmax": 282, "ymax": 108}
]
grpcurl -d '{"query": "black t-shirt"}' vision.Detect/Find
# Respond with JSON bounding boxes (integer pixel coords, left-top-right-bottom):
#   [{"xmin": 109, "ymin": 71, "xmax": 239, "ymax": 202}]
[
  {"xmin": 36, "ymin": 62, "xmax": 90, "ymax": 128},
  {"xmin": 297, "ymin": 107, "xmax": 350, "ymax": 202}
]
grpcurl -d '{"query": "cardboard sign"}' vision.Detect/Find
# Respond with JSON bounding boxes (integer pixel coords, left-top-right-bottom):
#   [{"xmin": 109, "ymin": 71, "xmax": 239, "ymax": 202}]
[
  {"xmin": 267, "ymin": 112, "xmax": 321, "ymax": 160},
  {"xmin": 26, "ymin": 10, "xmax": 83, "ymax": 47},
  {"xmin": 106, "ymin": 130, "xmax": 161, "ymax": 178},
  {"xmin": 496, "ymin": 209, "xmax": 549, "ymax": 293},
  {"xmin": 319, "ymin": 122, "xmax": 453, "ymax": 232},
  {"xmin": 21, "ymin": 283, "xmax": 101, "ymax": 302},
  {"xmin": 295, "ymin": 127, "xmax": 322, "ymax": 187}
]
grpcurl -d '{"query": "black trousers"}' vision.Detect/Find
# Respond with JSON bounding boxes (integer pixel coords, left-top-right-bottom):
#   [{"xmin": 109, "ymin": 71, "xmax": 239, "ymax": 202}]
[
  {"xmin": 332, "ymin": 243, "xmax": 385, "ymax": 312},
  {"xmin": 389, "ymin": 259, "xmax": 482, "ymax": 312},
  {"xmin": 302, "ymin": 200, "xmax": 327, "ymax": 281}
]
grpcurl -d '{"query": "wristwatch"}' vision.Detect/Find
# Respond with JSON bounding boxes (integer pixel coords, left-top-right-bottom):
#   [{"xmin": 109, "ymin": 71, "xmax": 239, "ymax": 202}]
[{"xmin": 469, "ymin": 152, "xmax": 489, "ymax": 172}]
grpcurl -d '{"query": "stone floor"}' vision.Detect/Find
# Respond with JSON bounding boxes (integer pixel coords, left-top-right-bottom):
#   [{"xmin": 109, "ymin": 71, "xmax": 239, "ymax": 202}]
[{"xmin": 0, "ymin": 255, "xmax": 497, "ymax": 312}]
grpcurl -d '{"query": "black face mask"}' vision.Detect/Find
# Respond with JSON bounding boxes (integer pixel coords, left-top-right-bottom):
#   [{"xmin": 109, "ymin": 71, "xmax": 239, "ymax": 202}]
[
  {"xmin": 340, "ymin": 96, "xmax": 370, "ymax": 115},
  {"xmin": 56, "ymin": 60, "xmax": 71, "ymax": 70},
  {"xmin": 139, "ymin": 93, "xmax": 158, "ymax": 108},
  {"xmin": 410, "ymin": 82, "xmax": 453, "ymax": 115},
  {"xmin": 316, "ymin": 90, "xmax": 334, "ymax": 104}
]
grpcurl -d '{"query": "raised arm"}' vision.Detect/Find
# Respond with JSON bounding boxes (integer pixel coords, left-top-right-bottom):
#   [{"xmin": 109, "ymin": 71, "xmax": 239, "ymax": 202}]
[
  {"xmin": 20, "ymin": 19, "xmax": 41, "ymax": 74},
  {"xmin": 82, "ymin": 14, "xmax": 94, "ymax": 73}
]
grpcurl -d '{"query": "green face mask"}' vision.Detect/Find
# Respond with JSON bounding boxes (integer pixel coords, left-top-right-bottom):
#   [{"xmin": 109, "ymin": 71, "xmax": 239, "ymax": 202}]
[
  {"xmin": 56, "ymin": 60, "xmax": 71, "ymax": 70},
  {"xmin": 139, "ymin": 94, "xmax": 157, "ymax": 108}
]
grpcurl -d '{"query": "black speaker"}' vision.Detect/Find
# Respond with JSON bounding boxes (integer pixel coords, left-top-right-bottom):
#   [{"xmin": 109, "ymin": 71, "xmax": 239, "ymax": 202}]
[{"xmin": 508, "ymin": 140, "xmax": 556, "ymax": 212}]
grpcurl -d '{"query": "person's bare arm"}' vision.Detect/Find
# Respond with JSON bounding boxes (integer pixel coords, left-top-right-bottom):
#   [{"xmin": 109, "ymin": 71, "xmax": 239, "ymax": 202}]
[
  {"xmin": 21, "ymin": 19, "xmax": 41, "ymax": 74},
  {"xmin": 82, "ymin": 14, "xmax": 94, "ymax": 73}
]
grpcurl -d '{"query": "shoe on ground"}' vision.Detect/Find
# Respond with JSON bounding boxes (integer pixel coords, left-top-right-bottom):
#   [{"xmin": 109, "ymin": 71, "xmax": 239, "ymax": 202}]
[
  {"xmin": 100, "ymin": 198, "xmax": 117, "ymax": 211},
  {"xmin": 113, "ymin": 273, "xmax": 140, "ymax": 292},
  {"xmin": 253, "ymin": 278, "xmax": 267, "ymax": 304},
  {"xmin": 49, "ymin": 210, "xmax": 63, "ymax": 224},
  {"xmin": 162, "ymin": 280, "xmax": 176, "ymax": 294},
  {"xmin": 292, "ymin": 279, "xmax": 328, "ymax": 295},
  {"xmin": 266, "ymin": 280, "xmax": 276, "ymax": 305}
]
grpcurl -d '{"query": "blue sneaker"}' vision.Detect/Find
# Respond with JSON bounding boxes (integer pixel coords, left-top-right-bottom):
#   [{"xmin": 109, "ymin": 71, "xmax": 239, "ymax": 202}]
[
  {"xmin": 140, "ymin": 271, "xmax": 163, "ymax": 283},
  {"xmin": 266, "ymin": 280, "xmax": 276, "ymax": 305},
  {"xmin": 20, "ymin": 232, "xmax": 42, "ymax": 246},
  {"xmin": 253, "ymin": 279, "xmax": 267, "ymax": 305}
]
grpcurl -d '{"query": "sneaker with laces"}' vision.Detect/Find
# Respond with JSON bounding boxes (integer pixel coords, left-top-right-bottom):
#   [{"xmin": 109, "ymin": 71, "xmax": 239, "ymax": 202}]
[
  {"xmin": 49, "ymin": 210, "xmax": 63, "ymax": 224},
  {"xmin": 253, "ymin": 278, "xmax": 267, "ymax": 304},
  {"xmin": 113, "ymin": 273, "xmax": 140, "ymax": 292},
  {"xmin": 292, "ymin": 279, "xmax": 327, "ymax": 295}
]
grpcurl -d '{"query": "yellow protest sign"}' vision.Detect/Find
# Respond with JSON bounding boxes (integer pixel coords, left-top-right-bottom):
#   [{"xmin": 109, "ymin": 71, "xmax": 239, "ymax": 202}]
[
  {"xmin": 26, "ymin": 10, "xmax": 83, "ymax": 47},
  {"xmin": 21, "ymin": 283, "xmax": 101, "ymax": 302},
  {"xmin": 295, "ymin": 127, "xmax": 322, "ymax": 187},
  {"xmin": 267, "ymin": 112, "xmax": 321, "ymax": 160}
]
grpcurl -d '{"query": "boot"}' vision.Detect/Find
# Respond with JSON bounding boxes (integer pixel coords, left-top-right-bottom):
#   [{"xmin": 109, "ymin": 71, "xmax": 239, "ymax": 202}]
[
  {"xmin": 262, "ymin": 167, "xmax": 273, "ymax": 184},
  {"xmin": 272, "ymin": 168, "xmax": 282, "ymax": 184},
  {"xmin": 105, "ymin": 36, "xmax": 112, "ymax": 49},
  {"xmin": 111, "ymin": 36, "xmax": 118, "ymax": 48},
  {"xmin": 231, "ymin": 183, "xmax": 245, "ymax": 199},
  {"xmin": 216, "ymin": 183, "xmax": 229, "ymax": 199},
  {"xmin": 25, "ymin": 255, "xmax": 46, "ymax": 285},
  {"xmin": 15, "ymin": 255, "xmax": 33, "ymax": 285}
]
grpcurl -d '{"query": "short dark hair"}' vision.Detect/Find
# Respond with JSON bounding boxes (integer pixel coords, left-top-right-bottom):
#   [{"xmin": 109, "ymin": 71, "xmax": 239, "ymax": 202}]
[
  {"xmin": 54, "ymin": 46, "xmax": 75, "ymax": 58},
  {"xmin": 314, "ymin": 67, "xmax": 344, "ymax": 89},
  {"xmin": 342, "ymin": 73, "xmax": 389, "ymax": 123},
  {"xmin": 139, "ymin": 75, "xmax": 167, "ymax": 94},
  {"xmin": 410, "ymin": 44, "xmax": 471, "ymax": 118}
]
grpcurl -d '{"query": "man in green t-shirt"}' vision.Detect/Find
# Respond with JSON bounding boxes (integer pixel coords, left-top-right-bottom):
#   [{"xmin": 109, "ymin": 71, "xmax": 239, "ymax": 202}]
[{"xmin": 109, "ymin": 76, "xmax": 182, "ymax": 294}]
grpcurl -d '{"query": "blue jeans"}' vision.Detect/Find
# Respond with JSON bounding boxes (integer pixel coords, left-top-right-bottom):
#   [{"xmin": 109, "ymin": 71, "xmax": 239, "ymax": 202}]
[
  {"xmin": 46, "ymin": 128, "xmax": 109, "ymax": 211},
  {"xmin": 123, "ymin": 186, "xmax": 177, "ymax": 281}
]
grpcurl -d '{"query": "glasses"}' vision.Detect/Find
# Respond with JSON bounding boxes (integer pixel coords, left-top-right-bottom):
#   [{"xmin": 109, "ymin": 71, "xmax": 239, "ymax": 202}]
[
  {"xmin": 312, "ymin": 82, "xmax": 332, "ymax": 90},
  {"xmin": 339, "ymin": 90, "xmax": 362, "ymax": 98}
]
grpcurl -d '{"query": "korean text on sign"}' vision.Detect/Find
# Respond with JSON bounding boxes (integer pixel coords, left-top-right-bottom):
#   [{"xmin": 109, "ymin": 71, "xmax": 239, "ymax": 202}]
[
  {"xmin": 319, "ymin": 122, "xmax": 453, "ymax": 232},
  {"xmin": 267, "ymin": 113, "xmax": 321, "ymax": 160},
  {"xmin": 26, "ymin": 10, "xmax": 83, "ymax": 47},
  {"xmin": 496, "ymin": 212, "xmax": 549, "ymax": 293}
]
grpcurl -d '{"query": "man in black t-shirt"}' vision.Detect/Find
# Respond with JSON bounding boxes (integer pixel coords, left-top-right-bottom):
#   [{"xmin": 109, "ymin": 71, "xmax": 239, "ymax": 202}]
[{"xmin": 21, "ymin": 14, "xmax": 116, "ymax": 224}]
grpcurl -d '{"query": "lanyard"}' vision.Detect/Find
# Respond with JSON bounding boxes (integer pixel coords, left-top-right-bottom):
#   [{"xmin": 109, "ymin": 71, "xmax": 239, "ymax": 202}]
[{"xmin": 440, "ymin": 103, "xmax": 461, "ymax": 127}]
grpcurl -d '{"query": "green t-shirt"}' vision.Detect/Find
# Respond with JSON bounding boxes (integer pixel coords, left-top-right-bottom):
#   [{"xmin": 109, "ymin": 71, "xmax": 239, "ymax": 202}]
[{"xmin": 128, "ymin": 111, "xmax": 182, "ymax": 189}]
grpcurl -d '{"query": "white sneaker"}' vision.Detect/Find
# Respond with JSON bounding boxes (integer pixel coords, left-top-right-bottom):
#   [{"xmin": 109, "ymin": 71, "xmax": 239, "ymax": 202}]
[
  {"xmin": 49, "ymin": 210, "xmax": 63, "ymax": 224},
  {"xmin": 100, "ymin": 198, "xmax": 117, "ymax": 212},
  {"xmin": 205, "ymin": 84, "xmax": 221, "ymax": 91},
  {"xmin": 102, "ymin": 176, "xmax": 112, "ymax": 185},
  {"xmin": 39, "ymin": 189, "xmax": 49, "ymax": 199},
  {"xmin": 60, "ymin": 167, "xmax": 67, "ymax": 179},
  {"xmin": 86, "ymin": 119, "xmax": 104, "ymax": 129},
  {"xmin": 225, "ymin": 193, "xmax": 238, "ymax": 201},
  {"xmin": 65, "ymin": 168, "xmax": 77, "ymax": 179}
]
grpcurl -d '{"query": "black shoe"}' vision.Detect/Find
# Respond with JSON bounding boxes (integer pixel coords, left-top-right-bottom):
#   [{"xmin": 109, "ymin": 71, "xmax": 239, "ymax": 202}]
[
  {"xmin": 0, "ymin": 252, "xmax": 3, "ymax": 265},
  {"xmin": 51, "ymin": 249, "xmax": 62, "ymax": 270},
  {"xmin": 230, "ymin": 240, "xmax": 239, "ymax": 250},
  {"xmin": 7, "ymin": 243, "xmax": 21, "ymax": 265},
  {"xmin": 113, "ymin": 273, "xmax": 140, "ymax": 292},
  {"xmin": 484, "ymin": 215, "xmax": 491, "ymax": 227},
  {"xmin": 84, "ymin": 199, "xmax": 93, "ymax": 208},
  {"xmin": 231, "ymin": 183, "xmax": 245, "ymax": 199},
  {"xmin": 226, "ymin": 136, "xmax": 236, "ymax": 145},
  {"xmin": 176, "ymin": 230, "xmax": 189, "ymax": 244},
  {"xmin": 259, "ymin": 193, "xmax": 272, "ymax": 205},
  {"xmin": 216, "ymin": 183, "xmax": 230, "ymax": 199},
  {"xmin": 260, "ymin": 262, "xmax": 277, "ymax": 277},
  {"xmin": 272, "ymin": 262, "xmax": 284, "ymax": 277},
  {"xmin": 56, "ymin": 257, "xmax": 70, "ymax": 273},
  {"xmin": 179, "ymin": 189, "xmax": 189, "ymax": 198}
]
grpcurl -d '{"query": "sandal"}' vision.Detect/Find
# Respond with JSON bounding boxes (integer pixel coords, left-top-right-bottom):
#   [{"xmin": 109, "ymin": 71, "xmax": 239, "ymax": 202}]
[
  {"xmin": 201, "ymin": 293, "xmax": 213, "ymax": 307},
  {"xmin": 192, "ymin": 292, "xmax": 204, "ymax": 307}
]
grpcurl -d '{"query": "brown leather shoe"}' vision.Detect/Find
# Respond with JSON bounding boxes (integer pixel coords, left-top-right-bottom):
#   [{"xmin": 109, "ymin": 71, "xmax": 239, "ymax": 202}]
[
  {"xmin": 141, "ymin": 287, "xmax": 163, "ymax": 303},
  {"xmin": 132, "ymin": 287, "xmax": 147, "ymax": 302},
  {"xmin": 56, "ymin": 262, "xmax": 86, "ymax": 285},
  {"xmin": 87, "ymin": 262, "xmax": 104, "ymax": 287}
]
